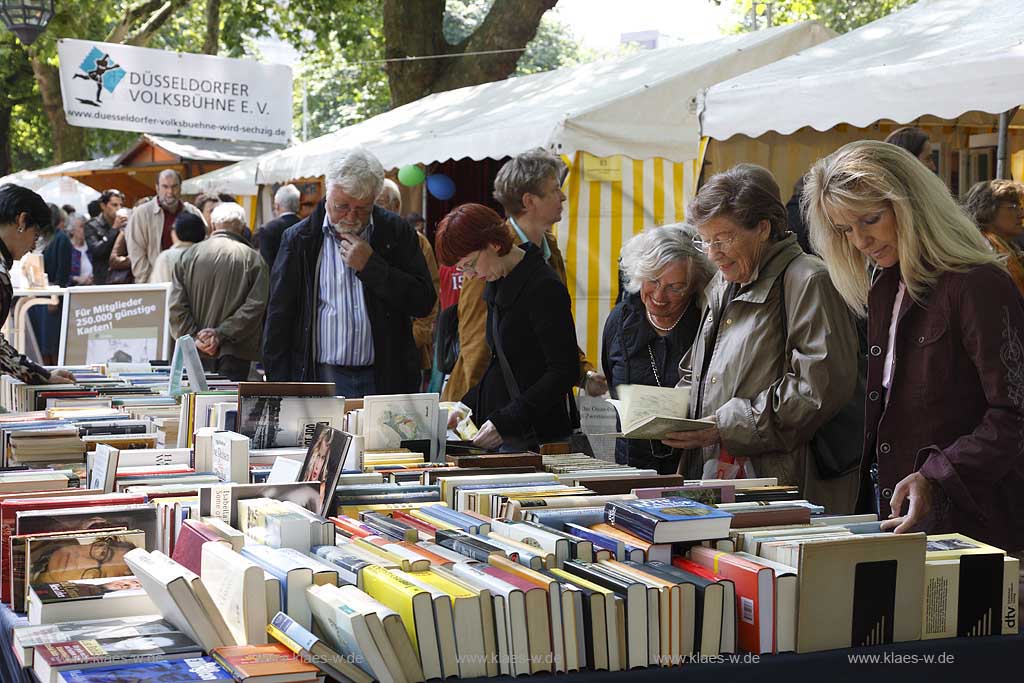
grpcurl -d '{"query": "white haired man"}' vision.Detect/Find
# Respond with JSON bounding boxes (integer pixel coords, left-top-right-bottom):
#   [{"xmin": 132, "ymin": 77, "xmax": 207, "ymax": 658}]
[
  {"xmin": 170, "ymin": 202, "xmax": 268, "ymax": 381},
  {"xmin": 257, "ymin": 183, "xmax": 302, "ymax": 268},
  {"xmin": 125, "ymin": 169, "xmax": 202, "ymax": 282},
  {"xmin": 263, "ymin": 147, "xmax": 436, "ymax": 397}
]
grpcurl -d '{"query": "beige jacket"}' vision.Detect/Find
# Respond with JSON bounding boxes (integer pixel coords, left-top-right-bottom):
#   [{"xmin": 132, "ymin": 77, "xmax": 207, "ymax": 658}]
[
  {"xmin": 442, "ymin": 227, "xmax": 594, "ymax": 402},
  {"xmin": 169, "ymin": 231, "xmax": 269, "ymax": 362},
  {"xmin": 125, "ymin": 197, "xmax": 202, "ymax": 283},
  {"xmin": 412, "ymin": 232, "xmax": 441, "ymax": 370},
  {"xmin": 679, "ymin": 235, "xmax": 860, "ymax": 512}
]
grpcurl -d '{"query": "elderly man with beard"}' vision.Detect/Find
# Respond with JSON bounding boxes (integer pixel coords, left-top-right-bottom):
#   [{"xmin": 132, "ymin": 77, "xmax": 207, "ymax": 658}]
[
  {"xmin": 263, "ymin": 147, "xmax": 435, "ymax": 397},
  {"xmin": 125, "ymin": 169, "xmax": 202, "ymax": 283}
]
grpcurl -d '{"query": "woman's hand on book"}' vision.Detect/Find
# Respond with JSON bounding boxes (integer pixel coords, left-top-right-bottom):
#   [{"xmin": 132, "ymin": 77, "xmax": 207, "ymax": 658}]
[
  {"xmin": 880, "ymin": 471, "xmax": 937, "ymax": 534},
  {"xmin": 472, "ymin": 420, "xmax": 503, "ymax": 449},
  {"xmin": 660, "ymin": 424, "xmax": 720, "ymax": 450}
]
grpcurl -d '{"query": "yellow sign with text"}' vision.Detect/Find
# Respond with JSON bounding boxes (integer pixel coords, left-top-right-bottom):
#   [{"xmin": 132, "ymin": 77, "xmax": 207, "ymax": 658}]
[{"xmin": 581, "ymin": 153, "xmax": 622, "ymax": 183}]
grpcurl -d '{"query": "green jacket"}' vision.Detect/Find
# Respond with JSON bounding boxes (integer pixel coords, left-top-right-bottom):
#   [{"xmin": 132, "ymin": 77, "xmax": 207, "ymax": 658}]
[{"xmin": 170, "ymin": 230, "xmax": 269, "ymax": 361}]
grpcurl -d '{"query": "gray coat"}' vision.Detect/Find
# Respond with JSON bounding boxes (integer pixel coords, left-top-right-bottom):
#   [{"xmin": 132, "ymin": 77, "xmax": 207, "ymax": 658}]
[{"xmin": 679, "ymin": 234, "xmax": 860, "ymax": 512}]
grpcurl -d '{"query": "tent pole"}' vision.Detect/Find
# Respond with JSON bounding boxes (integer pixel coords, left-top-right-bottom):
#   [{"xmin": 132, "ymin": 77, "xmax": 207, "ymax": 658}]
[{"xmin": 996, "ymin": 106, "xmax": 1018, "ymax": 179}]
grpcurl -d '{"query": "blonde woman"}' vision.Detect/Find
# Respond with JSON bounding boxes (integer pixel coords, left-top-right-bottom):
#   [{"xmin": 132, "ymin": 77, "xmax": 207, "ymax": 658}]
[{"xmin": 804, "ymin": 140, "xmax": 1024, "ymax": 554}]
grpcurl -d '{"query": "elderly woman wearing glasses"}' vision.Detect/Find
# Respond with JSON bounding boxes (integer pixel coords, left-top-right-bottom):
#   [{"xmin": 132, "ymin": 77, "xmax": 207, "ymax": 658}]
[
  {"xmin": 661, "ymin": 164, "xmax": 861, "ymax": 513},
  {"xmin": 0, "ymin": 184, "xmax": 74, "ymax": 385},
  {"xmin": 963, "ymin": 179, "xmax": 1024, "ymax": 296},
  {"xmin": 804, "ymin": 141, "xmax": 1024, "ymax": 553},
  {"xmin": 436, "ymin": 203, "xmax": 580, "ymax": 451},
  {"xmin": 602, "ymin": 225, "xmax": 713, "ymax": 472}
]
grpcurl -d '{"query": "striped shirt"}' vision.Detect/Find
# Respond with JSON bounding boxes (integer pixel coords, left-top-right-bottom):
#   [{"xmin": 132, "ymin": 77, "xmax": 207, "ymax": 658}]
[{"xmin": 316, "ymin": 215, "xmax": 375, "ymax": 366}]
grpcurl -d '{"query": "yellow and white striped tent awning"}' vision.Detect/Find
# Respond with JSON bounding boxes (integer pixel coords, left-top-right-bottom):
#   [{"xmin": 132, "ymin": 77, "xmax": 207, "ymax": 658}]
[{"xmin": 557, "ymin": 146, "xmax": 706, "ymax": 369}]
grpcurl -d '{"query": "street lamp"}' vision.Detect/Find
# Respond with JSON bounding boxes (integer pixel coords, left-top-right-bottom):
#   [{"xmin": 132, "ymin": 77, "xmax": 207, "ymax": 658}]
[{"xmin": 0, "ymin": 0, "xmax": 55, "ymax": 46}]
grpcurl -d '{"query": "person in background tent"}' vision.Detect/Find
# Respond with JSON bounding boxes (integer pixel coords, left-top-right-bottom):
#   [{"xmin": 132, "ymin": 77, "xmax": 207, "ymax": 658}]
[
  {"xmin": 31, "ymin": 204, "xmax": 73, "ymax": 363},
  {"xmin": 0, "ymin": 184, "xmax": 74, "ymax": 384},
  {"xmin": 963, "ymin": 179, "xmax": 1024, "ymax": 295},
  {"xmin": 151, "ymin": 213, "xmax": 205, "ymax": 284},
  {"xmin": 125, "ymin": 169, "xmax": 201, "ymax": 283},
  {"xmin": 194, "ymin": 193, "xmax": 221, "ymax": 235},
  {"xmin": 884, "ymin": 126, "xmax": 936, "ymax": 173},
  {"xmin": 84, "ymin": 188, "xmax": 125, "ymax": 285},
  {"xmin": 257, "ymin": 184, "xmax": 301, "ymax": 269},
  {"xmin": 377, "ymin": 178, "xmax": 439, "ymax": 390},
  {"xmin": 68, "ymin": 214, "xmax": 92, "ymax": 285},
  {"xmin": 86, "ymin": 200, "xmax": 100, "ymax": 220},
  {"xmin": 107, "ymin": 207, "xmax": 134, "ymax": 285}
]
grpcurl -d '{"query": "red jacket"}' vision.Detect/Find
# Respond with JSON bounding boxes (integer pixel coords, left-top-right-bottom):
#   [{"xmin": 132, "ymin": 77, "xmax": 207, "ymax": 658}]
[{"xmin": 860, "ymin": 263, "xmax": 1024, "ymax": 551}]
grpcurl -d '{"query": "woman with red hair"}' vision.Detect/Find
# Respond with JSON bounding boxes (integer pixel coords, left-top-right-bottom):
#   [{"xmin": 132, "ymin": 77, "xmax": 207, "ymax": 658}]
[{"xmin": 435, "ymin": 203, "xmax": 580, "ymax": 450}]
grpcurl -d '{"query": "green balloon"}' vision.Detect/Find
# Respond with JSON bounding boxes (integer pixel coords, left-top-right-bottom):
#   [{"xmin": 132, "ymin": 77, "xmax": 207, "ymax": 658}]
[{"xmin": 398, "ymin": 165, "xmax": 426, "ymax": 186}]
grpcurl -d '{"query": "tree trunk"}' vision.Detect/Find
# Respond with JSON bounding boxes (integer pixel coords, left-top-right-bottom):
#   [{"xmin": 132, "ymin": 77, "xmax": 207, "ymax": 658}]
[
  {"xmin": 203, "ymin": 0, "xmax": 221, "ymax": 55},
  {"xmin": 382, "ymin": 0, "xmax": 557, "ymax": 108},
  {"xmin": 0, "ymin": 105, "xmax": 11, "ymax": 177},
  {"xmin": 30, "ymin": 57, "xmax": 87, "ymax": 163}
]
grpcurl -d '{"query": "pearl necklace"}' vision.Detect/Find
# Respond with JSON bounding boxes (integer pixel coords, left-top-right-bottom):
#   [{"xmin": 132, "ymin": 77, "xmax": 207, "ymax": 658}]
[{"xmin": 647, "ymin": 309, "xmax": 684, "ymax": 332}]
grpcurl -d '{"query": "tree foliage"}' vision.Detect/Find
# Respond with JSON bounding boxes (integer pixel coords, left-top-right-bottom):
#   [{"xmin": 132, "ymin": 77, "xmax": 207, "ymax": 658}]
[
  {"xmin": 728, "ymin": 0, "xmax": 916, "ymax": 34},
  {"xmin": 2, "ymin": 0, "xmax": 581, "ymax": 169}
]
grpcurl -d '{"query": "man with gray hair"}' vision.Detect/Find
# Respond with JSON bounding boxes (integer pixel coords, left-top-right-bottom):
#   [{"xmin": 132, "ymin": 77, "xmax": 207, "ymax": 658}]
[
  {"xmin": 125, "ymin": 169, "xmax": 202, "ymax": 282},
  {"xmin": 170, "ymin": 202, "xmax": 268, "ymax": 381},
  {"xmin": 264, "ymin": 147, "xmax": 435, "ymax": 396},
  {"xmin": 257, "ymin": 183, "xmax": 302, "ymax": 268}
]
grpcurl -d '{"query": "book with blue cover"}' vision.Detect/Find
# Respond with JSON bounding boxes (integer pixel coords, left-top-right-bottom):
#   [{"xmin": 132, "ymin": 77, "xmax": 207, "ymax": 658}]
[
  {"xmin": 56, "ymin": 657, "xmax": 231, "ymax": 683},
  {"xmin": 604, "ymin": 497, "xmax": 732, "ymax": 543}
]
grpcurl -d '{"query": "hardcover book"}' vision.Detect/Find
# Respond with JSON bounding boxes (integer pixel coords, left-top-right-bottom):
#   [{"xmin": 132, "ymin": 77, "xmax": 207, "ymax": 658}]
[{"xmin": 604, "ymin": 497, "xmax": 732, "ymax": 543}]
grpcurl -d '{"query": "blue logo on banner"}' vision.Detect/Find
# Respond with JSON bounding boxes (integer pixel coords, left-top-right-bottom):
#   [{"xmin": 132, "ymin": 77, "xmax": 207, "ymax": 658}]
[{"xmin": 73, "ymin": 46, "xmax": 125, "ymax": 106}]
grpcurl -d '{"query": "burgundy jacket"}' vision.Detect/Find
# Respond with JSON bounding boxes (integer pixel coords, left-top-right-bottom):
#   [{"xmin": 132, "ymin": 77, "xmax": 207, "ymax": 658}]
[{"xmin": 859, "ymin": 263, "xmax": 1024, "ymax": 551}]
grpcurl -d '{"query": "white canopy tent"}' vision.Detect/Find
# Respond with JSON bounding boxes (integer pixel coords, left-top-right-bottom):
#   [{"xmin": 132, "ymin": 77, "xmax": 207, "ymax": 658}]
[
  {"xmin": 699, "ymin": 0, "xmax": 1024, "ymax": 140},
  {"xmin": 254, "ymin": 21, "xmax": 833, "ymax": 185}
]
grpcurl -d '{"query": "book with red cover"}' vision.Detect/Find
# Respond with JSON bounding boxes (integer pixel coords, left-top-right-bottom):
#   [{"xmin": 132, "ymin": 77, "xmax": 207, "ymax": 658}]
[
  {"xmin": 688, "ymin": 546, "xmax": 775, "ymax": 654},
  {"xmin": 389, "ymin": 511, "xmax": 439, "ymax": 539},
  {"xmin": 211, "ymin": 642, "xmax": 319, "ymax": 681},
  {"xmin": 328, "ymin": 514, "xmax": 376, "ymax": 539},
  {"xmin": 170, "ymin": 519, "xmax": 226, "ymax": 575},
  {"xmin": 0, "ymin": 493, "xmax": 146, "ymax": 603}
]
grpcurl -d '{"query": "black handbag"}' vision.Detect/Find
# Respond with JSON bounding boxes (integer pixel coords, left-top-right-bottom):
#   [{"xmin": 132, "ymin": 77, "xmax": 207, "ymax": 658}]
[
  {"xmin": 778, "ymin": 259, "xmax": 865, "ymax": 479},
  {"xmin": 434, "ymin": 303, "xmax": 460, "ymax": 375}
]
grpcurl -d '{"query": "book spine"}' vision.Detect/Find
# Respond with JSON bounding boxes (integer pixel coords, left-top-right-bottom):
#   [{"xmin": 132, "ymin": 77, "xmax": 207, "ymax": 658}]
[
  {"xmin": 435, "ymin": 532, "xmax": 494, "ymax": 563},
  {"xmin": 604, "ymin": 503, "xmax": 658, "ymax": 543}
]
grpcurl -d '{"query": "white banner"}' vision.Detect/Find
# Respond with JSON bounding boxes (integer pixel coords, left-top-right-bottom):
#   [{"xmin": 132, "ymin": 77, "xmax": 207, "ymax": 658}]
[{"xmin": 57, "ymin": 38, "xmax": 292, "ymax": 144}]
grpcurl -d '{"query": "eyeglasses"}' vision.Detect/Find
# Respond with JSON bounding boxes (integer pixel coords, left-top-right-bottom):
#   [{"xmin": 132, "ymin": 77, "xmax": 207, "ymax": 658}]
[
  {"xmin": 691, "ymin": 234, "xmax": 738, "ymax": 253},
  {"xmin": 456, "ymin": 253, "xmax": 479, "ymax": 276},
  {"xmin": 327, "ymin": 201, "xmax": 373, "ymax": 220},
  {"xmin": 644, "ymin": 278, "xmax": 689, "ymax": 297}
]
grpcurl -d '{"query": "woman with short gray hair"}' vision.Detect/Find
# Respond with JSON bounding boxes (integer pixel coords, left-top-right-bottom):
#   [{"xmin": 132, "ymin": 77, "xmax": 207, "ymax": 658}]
[{"xmin": 602, "ymin": 224, "xmax": 713, "ymax": 472}]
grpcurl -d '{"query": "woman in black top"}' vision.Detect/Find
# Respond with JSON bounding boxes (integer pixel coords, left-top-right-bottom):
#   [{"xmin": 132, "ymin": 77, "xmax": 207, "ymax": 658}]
[
  {"xmin": 435, "ymin": 203, "xmax": 579, "ymax": 451},
  {"xmin": 0, "ymin": 184, "xmax": 74, "ymax": 385},
  {"xmin": 603, "ymin": 224, "xmax": 713, "ymax": 472}
]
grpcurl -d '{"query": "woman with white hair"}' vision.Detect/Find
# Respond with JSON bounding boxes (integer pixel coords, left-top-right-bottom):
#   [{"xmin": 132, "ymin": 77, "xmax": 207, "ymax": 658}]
[
  {"xmin": 602, "ymin": 225, "xmax": 713, "ymax": 472},
  {"xmin": 804, "ymin": 140, "xmax": 1024, "ymax": 552}
]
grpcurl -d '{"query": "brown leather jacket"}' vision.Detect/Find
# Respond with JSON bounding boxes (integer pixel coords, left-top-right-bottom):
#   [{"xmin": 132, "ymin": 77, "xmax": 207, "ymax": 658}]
[
  {"xmin": 862, "ymin": 263, "xmax": 1024, "ymax": 551},
  {"xmin": 441, "ymin": 226, "xmax": 594, "ymax": 402}
]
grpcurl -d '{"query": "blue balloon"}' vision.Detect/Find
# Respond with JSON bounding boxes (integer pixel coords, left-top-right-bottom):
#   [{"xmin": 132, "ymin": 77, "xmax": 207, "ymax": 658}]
[{"xmin": 426, "ymin": 173, "xmax": 456, "ymax": 201}]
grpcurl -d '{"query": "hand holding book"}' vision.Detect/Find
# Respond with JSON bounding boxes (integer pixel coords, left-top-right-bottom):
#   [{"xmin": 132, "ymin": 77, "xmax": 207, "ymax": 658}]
[{"xmin": 604, "ymin": 384, "xmax": 715, "ymax": 440}]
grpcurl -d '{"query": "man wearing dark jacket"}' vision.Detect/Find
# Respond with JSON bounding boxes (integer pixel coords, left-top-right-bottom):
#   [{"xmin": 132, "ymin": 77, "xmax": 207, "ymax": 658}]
[
  {"xmin": 263, "ymin": 147, "xmax": 435, "ymax": 397},
  {"xmin": 84, "ymin": 189, "xmax": 125, "ymax": 284},
  {"xmin": 257, "ymin": 183, "xmax": 301, "ymax": 268}
]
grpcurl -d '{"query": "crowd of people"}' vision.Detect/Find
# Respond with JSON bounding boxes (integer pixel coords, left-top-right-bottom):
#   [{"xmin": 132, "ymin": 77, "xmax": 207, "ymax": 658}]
[{"xmin": 0, "ymin": 129, "xmax": 1022, "ymax": 554}]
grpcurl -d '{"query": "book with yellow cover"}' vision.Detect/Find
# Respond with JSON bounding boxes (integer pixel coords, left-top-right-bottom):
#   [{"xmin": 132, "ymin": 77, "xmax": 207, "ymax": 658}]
[
  {"xmin": 925, "ymin": 533, "xmax": 1005, "ymax": 560},
  {"xmin": 409, "ymin": 570, "xmax": 488, "ymax": 678},
  {"xmin": 361, "ymin": 565, "xmax": 442, "ymax": 681}
]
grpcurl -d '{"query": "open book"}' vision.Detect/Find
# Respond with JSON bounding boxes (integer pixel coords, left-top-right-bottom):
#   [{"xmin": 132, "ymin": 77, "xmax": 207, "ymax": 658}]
[{"xmin": 606, "ymin": 384, "xmax": 714, "ymax": 439}]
